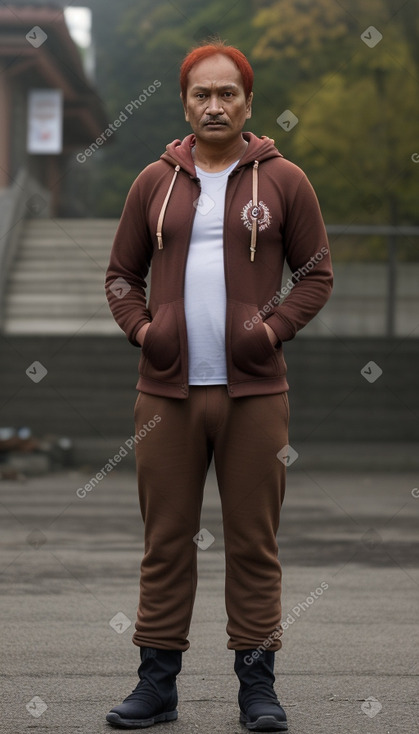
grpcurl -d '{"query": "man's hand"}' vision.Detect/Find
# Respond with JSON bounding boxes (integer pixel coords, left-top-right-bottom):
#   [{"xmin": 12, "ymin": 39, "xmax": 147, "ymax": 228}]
[
  {"xmin": 136, "ymin": 322, "xmax": 150, "ymax": 346},
  {"xmin": 261, "ymin": 135, "xmax": 275, "ymax": 146},
  {"xmin": 263, "ymin": 322, "xmax": 277, "ymax": 347}
]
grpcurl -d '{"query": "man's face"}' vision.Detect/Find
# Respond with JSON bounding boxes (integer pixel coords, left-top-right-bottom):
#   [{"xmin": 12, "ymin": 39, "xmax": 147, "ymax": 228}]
[{"xmin": 181, "ymin": 54, "xmax": 252, "ymax": 145}]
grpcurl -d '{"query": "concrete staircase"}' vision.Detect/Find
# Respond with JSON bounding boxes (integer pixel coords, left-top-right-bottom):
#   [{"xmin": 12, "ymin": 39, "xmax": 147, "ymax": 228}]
[{"xmin": 3, "ymin": 218, "xmax": 121, "ymax": 334}]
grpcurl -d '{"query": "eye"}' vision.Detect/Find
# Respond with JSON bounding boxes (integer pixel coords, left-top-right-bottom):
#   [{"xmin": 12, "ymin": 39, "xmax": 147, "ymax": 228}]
[
  {"xmin": 223, "ymin": 92, "xmax": 233, "ymax": 98},
  {"xmin": 196, "ymin": 93, "xmax": 206, "ymax": 99}
]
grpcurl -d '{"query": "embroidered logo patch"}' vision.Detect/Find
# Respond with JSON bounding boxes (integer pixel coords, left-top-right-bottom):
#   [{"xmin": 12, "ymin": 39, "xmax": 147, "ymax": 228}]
[{"xmin": 241, "ymin": 200, "xmax": 272, "ymax": 232}]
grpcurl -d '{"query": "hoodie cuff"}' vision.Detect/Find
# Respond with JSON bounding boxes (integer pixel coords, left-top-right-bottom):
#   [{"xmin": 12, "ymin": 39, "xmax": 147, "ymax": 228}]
[
  {"xmin": 264, "ymin": 312, "xmax": 295, "ymax": 344},
  {"xmin": 128, "ymin": 318, "xmax": 151, "ymax": 348}
]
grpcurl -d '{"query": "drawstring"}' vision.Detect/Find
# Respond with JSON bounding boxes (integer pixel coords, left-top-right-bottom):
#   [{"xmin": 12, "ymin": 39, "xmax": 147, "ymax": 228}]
[
  {"xmin": 250, "ymin": 160, "xmax": 259, "ymax": 262},
  {"xmin": 156, "ymin": 165, "xmax": 180, "ymax": 249},
  {"xmin": 156, "ymin": 160, "xmax": 260, "ymax": 260}
]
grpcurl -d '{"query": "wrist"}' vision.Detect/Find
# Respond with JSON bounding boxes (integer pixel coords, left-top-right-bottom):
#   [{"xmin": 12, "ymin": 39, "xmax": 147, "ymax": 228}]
[
  {"xmin": 136, "ymin": 322, "xmax": 150, "ymax": 346},
  {"xmin": 264, "ymin": 321, "xmax": 278, "ymax": 347}
]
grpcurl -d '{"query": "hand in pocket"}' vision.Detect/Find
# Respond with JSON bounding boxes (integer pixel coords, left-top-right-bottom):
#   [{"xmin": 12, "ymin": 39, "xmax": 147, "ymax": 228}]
[
  {"xmin": 263, "ymin": 322, "xmax": 277, "ymax": 347},
  {"xmin": 136, "ymin": 323, "xmax": 151, "ymax": 346}
]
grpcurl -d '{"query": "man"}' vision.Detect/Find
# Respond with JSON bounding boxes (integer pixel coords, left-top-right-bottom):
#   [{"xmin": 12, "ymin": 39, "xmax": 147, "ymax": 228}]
[{"xmin": 105, "ymin": 40, "xmax": 333, "ymax": 732}]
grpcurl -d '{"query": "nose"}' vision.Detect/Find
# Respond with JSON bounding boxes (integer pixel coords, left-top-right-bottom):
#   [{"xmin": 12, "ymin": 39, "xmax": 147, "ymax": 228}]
[{"xmin": 206, "ymin": 94, "xmax": 224, "ymax": 116}]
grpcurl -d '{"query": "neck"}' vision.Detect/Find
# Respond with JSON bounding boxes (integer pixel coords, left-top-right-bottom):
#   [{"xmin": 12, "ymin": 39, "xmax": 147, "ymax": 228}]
[{"xmin": 193, "ymin": 134, "xmax": 248, "ymax": 172}]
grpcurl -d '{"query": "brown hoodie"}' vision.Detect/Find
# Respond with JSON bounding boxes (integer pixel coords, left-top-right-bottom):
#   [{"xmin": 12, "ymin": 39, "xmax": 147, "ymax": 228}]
[{"xmin": 105, "ymin": 132, "xmax": 333, "ymax": 398}]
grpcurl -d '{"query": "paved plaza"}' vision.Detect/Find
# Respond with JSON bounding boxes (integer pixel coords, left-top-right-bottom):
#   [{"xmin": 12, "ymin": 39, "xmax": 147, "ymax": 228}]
[{"xmin": 1, "ymin": 463, "xmax": 418, "ymax": 733}]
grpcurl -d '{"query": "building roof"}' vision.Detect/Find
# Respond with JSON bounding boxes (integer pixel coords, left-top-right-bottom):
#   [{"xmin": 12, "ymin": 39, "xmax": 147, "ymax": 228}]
[{"xmin": 0, "ymin": 3, "xmax": 108, "ymax": 146}]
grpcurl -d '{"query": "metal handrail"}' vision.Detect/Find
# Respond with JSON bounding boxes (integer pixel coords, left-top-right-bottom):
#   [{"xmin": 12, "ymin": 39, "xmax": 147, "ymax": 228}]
[
  {"xmin": 0, "ymin": 168, "xmax": 30, "ymax": 329},
  {"xmin": 0, "ymin": 169, "xmax": 52, "ymax": 330}
]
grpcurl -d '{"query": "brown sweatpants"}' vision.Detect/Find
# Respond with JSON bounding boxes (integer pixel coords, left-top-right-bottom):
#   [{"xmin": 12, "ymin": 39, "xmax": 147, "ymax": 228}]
[{"xmin": 132, "ymin": 385, "xmax": 289, "ymax": 652}]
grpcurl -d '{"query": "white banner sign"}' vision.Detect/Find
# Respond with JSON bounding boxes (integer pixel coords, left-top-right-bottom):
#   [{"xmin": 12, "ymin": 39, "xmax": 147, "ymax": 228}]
[{"xmin": 27, "ymin": 89, "xmax": 63, "ymax": 154}]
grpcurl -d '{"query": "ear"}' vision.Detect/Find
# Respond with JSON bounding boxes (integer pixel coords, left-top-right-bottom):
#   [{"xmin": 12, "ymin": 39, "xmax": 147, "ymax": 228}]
[
  {"xmin": 180, "ymin": 91, "xmax": 189, "ymax": 121},
  {"xmin": 245, "ymin": 91, "xmax": 253, "ymax": 120}
]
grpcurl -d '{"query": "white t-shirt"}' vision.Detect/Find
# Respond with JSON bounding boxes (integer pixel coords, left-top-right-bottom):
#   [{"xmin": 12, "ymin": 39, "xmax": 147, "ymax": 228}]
[{"xmin": 184, "ymin": 159, "xmax": 239, "ymax": 385}]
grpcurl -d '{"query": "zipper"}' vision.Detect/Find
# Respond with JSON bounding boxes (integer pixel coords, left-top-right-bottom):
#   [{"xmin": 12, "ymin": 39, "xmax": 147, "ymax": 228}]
[{"xmin": 180, "ymin": 175, "xmax": 202, "ymax": 395}]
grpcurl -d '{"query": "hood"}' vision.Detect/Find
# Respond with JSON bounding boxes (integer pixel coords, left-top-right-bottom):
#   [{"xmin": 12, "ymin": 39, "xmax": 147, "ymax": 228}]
[
  {"xmin": 156, "ymin": 132, "xmax": 283, "ymax": 260},
  {"xmin": 161, "ymin": 131, "xmax": 282, "ymax": 176}
]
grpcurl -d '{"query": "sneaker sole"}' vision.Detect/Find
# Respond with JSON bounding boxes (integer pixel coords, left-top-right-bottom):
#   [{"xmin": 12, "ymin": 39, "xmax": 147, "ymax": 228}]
[
  {"xmin": 106, "ymin": 710, "xmax": 178, "ymax": 729},
  {"xmin": 240, "ymin": 712, "xmax": 288, "ymax": 732}
]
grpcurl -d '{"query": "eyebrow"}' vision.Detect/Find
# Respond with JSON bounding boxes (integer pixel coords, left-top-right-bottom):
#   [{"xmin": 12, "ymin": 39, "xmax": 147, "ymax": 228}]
[{"xmin": 190, "ymin": 83, "xmax": 240, "ymax": 92}]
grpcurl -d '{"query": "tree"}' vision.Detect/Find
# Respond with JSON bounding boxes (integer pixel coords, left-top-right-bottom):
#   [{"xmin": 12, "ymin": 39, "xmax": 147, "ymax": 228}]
[{"xmin": 252, "ymin": 0, "xmax": 419, "ymax": 231}]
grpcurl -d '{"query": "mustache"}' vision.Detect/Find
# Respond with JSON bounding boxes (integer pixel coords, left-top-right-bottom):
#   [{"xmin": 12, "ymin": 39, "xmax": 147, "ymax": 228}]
[{"xmin": 203, "ymin": 117, "xmax": 227, "ymax": 125}]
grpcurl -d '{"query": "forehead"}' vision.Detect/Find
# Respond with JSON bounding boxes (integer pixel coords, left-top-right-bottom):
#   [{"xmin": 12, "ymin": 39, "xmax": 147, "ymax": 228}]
[{"xmin": 187, "ymin": 53, "xmax": 243, "ymax": 90}]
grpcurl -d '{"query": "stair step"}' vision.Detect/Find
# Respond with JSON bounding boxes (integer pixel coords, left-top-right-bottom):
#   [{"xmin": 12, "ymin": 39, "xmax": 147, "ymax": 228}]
[
  {"xmin": 3, "ymin": 219, "xmax": 121, "ymax": 334},
  {"xmin": 4, "ymin": 320, "xmax": 121, "ymax": 334}
]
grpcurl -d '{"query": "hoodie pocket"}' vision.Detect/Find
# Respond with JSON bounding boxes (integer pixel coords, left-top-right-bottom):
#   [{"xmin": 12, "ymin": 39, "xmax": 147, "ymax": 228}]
[
  {"xmin": 229, "ymin": 301, "xmax": 283, "ymax": 377},
  {"xmin": 141, "ymin": 302, "xmax": 180, "ymax": 371}
]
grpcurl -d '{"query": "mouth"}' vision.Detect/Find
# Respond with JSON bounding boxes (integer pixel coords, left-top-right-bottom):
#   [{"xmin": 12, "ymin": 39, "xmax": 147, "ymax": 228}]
[{"xmin": 204, "ymin": 120, "xmax": 227, "ymax": 127}]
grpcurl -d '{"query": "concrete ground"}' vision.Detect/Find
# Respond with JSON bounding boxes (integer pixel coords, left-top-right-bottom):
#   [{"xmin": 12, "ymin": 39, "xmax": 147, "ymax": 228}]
[{"xmin": 0, "ymin": 463, "xmax": 418, "ymax": 733}]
